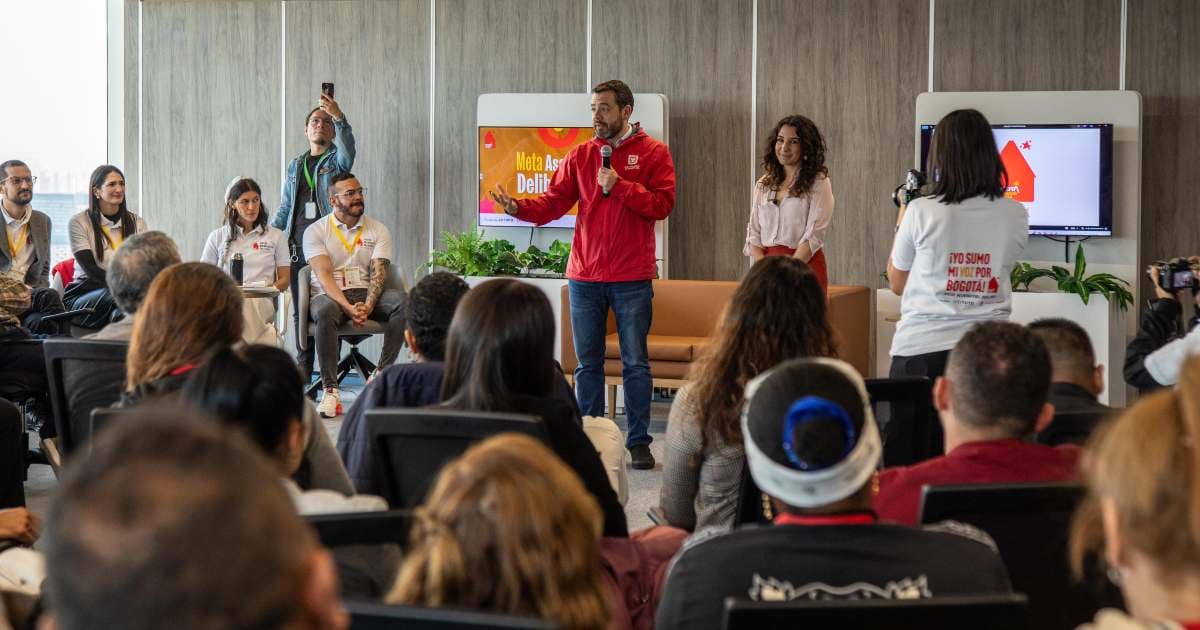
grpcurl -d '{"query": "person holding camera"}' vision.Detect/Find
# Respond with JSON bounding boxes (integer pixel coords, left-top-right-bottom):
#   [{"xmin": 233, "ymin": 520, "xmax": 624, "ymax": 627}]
[
  {"xmin": 1123, "ymin": 258, "xmax": 1200, "ymax": 390},
  {"xmin": 743, "ymin": 115, "xmax": 833, "ymax": 293},
  {"xmin": 886, "ymin": 109, "xmax": 1028, "ymax": 383}
]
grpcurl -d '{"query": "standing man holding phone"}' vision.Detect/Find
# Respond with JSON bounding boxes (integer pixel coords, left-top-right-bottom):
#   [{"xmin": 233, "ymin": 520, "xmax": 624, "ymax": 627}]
[
  {"xmin": 272, "ymin": 85, "xmax": 356, "ymax": 384},
  {"xmin": 489, "ymin": 79, "xmax": 676, "ymax": 469}
]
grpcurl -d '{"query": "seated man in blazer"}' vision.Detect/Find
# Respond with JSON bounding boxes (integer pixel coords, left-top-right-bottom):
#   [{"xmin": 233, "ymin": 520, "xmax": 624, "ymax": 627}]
[{"xmin": 0, "ymin": 159, "xmax": 64, "ymax": 333}]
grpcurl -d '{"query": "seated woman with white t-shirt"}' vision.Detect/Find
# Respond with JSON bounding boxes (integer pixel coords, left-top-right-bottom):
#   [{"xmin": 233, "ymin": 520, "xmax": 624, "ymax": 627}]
[
  {"xmin": 201, "ymin": 177, "xmax": 291, "ymax": 345},
  {"xmin": 886, "ymin": 108, "xmax": 1028, "ymax": 384},
  {"xmin": 64, "ymin": 165, "xmax": 149, "ymax": 330}
]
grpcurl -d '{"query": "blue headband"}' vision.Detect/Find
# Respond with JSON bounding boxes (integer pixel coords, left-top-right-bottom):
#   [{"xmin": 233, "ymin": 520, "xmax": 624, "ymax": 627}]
[{"xmin": 781, "ymin": 396, "xmax": 857, "ymax": 471}]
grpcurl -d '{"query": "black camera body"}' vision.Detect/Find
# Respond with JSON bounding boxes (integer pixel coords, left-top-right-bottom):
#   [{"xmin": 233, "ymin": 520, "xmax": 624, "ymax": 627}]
[
  {"xmin": 1154, "ymin": 258, "xmax": 1198, "ymax": 292},
  {"xmin": 892, "ymin": 169, "xmax": 927, "ymax": 207}
]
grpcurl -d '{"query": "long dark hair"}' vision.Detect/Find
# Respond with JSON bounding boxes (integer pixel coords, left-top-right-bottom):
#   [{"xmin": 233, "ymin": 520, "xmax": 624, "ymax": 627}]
[
  {"xmin": 440, "ymin": 279, "xmax": 557, "ymax": 411},
  {"xmin": 924, "ymin": 109, "xmax": 1007, "ymax": 204},
  {"xmin": 692, "ymin": 257, "xmax": 838, "ymax": 447},
  {"xmin": 222, "ymin": 177, "xmax": 268, "ymax": 257},
  {"xmin": 87, "ymin": 165, "xmax": 136, "ymax": 263},
  {"xmin": 760, "ymin": 115, "xmax": 829, "ymax": 197}
]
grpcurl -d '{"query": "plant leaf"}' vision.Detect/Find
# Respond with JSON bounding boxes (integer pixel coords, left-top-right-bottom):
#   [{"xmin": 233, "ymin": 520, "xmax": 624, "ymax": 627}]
[{"xmin": 1073, "ymin": 242, "xmax": 1087, "ymax": 280}]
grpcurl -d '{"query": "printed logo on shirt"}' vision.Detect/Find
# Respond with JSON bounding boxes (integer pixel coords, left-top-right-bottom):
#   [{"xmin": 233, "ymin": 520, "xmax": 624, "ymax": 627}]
[
  {"xmin": 748, "ymin": 573, "xmax": 931, "ymax": 602},
  {"xmin": 255, "ymin": 241, "xmax": 273, "ymax": 253},
  {"xmin": 943, "ymin": 251, "xmax": 1002, "ymax": 305},
  {"xmin": 361, "ymin": 238, "xmax": 377, "ymax": 249},
  {"xmin": 626, "ymin": 154, "xmax": 640, "ymax": 170}
]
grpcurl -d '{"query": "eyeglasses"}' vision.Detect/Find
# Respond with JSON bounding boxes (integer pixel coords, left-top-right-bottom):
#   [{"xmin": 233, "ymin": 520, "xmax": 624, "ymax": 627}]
[
  {"xmin": 3, "ymin": 176, "xmax": 36, "ymax": 186},
  {"xmin": 333, "ymin": 187, "xmax": 366, "ymax": 199}
]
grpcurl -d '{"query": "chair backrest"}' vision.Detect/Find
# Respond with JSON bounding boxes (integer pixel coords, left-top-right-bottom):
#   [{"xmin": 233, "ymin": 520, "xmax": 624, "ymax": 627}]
[
  {"xmin": 345, "ymin": 602, "xmax": 557, "ymax": 630},
  {"xmin": 1036, "ymin": 410, "xmax": 1108, "ymax": 447},
  {"xmin": 919, "ymin": 482, "xmax": 1123, "ymax": 630},
  {"xmin": 733, "ymin": 464, "xmax": 771, "ymax": 527},
  {"xmin": 51, "ymin": 258, "xmax": 75, "ymax": 289},
  {"xmin": 366, "ymin": 408, "xmax": 547, "ymax": 508},
  {"xmin": 722, "ymin": 594, "xmax": 1029, "ymax": 630},
  {"xmin": 307, "ymin": 510, "xmax": 412, "ymax": 548},
  {"xmin": 43, "ymin": 339, "xmax": 129, "ymax": 457},
  {"xmin": 0, "ymin": 398, "xmax": 24, "ymax": 509},
  {"xmin": 88, "ymin": 407, "xmax": 139, "ymax": 452},
  {"xmin": 866, "ymin": 376, "xmax": 941, "ymax": 467}
]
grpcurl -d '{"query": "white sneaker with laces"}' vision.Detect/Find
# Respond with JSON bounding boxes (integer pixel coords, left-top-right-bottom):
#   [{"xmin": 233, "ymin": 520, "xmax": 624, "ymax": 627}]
[{"xmin": 317, "ymin": 388, "xmax": 341, "ymax": 418}]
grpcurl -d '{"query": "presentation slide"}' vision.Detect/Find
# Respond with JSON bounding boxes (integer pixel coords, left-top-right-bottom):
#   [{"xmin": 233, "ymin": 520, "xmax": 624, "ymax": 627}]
[
  {"xmin": 478, "ymin": 126, "xmax": 594, "ymax": 229},
  {"xmin": 992, "ymin": 127, "xmax": 1101, "ymax": 231}
]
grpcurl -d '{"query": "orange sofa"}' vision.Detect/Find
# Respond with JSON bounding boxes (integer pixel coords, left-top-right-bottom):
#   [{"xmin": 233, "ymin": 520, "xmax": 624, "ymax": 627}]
[{"xmin": 560, "ymin": 282, "xmax": 870, "ymax": 417}]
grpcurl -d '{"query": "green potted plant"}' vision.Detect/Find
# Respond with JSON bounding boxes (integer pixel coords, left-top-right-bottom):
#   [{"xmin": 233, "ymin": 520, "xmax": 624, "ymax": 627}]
[
  {"xmin": 1010, "ymin": 243, "xmax": 1133, "ymax": 311},
  {"xmin": 428, "ymin": 229, "xmax": 571, "ymax": 278}
]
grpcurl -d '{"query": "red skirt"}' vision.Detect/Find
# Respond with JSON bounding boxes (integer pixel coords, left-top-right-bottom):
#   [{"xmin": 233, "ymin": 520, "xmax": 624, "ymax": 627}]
[{"xmin": 764, "ymin": 246, "xmax": 829, "ymax": 295}]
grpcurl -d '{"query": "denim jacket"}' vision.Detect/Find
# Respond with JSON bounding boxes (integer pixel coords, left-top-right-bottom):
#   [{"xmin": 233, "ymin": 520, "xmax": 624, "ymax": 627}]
[{"xmin": 271, "ymin": 117, "xmax": 357, "ymax": 243}]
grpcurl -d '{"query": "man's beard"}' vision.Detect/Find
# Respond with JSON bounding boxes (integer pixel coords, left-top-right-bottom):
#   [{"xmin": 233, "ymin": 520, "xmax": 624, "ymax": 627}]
[
  {"xmin": 335, "ymin": 199, "xmax": 364, "ymax": 217},
  {"xmin": 595, "ymin": 120, "xmax": 619, "ymax": 139}
]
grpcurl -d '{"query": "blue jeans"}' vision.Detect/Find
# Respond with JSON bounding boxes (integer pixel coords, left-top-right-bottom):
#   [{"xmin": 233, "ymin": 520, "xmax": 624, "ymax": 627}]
[{"xmin": 569, "ymin": 279, "xmax": 653, "ymax": 448}]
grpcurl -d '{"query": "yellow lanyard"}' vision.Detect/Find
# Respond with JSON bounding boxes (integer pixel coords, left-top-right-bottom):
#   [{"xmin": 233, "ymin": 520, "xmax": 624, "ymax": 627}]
[
  {"xmin": 6, "ymin": 223, "xmax": 28, "ymax": 257},
  {"xmin": 100, "ymin": 225, "xmax": 124, "ymax": 251},
  {"xmin": 329, "ymin": 216, "xmax": 362, "ymax": 255}
]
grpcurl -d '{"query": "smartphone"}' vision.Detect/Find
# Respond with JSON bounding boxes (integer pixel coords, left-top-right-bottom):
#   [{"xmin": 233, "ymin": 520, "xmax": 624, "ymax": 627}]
[{"xmin": 321, "ymin": 82, "xmax": 335, "ymax": 98}]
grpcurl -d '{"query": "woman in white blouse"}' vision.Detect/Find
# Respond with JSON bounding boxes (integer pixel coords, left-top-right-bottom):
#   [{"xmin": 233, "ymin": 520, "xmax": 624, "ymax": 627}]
[
  {"xmin": 201, "ymin": 177, "xmax": 290, "ymax": 344},
  {"xmin": 744, "ymin": 115, "xmax": 834, "ymax": 293}
]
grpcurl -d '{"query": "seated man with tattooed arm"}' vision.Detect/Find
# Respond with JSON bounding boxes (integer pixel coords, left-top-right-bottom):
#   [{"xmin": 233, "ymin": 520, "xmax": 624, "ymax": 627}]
[{"xmin": 302, "ymin": 172, "xmax": 406, "ymax": 418}]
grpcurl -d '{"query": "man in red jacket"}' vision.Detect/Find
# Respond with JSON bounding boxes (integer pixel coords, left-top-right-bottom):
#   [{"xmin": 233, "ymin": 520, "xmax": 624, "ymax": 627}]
[{"xmin": 490, "ymin": 79, "xmax": 676, "ymax": 469}]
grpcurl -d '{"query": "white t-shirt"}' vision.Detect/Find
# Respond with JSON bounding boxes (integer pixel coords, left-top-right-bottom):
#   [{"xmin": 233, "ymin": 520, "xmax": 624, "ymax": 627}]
[
  {"xmin": 301, "ymin": 214, "xmax": 392, "ymax": 296},
  {"xmin": 68, "ymin": 210, "xmax": 149, "ymax": 280},
  {"xmin": 200, "ymin": 224, "xmax": 290, "ymax": 287},
  {"xmin": 889, "ymin": 194, "xmax": 1028, "ymax": 357},
  {"xmin": 2, "ymin": 202, "xmax": 35, "ymax": 282},
  {"xmin": 1144, "ymin": 326, "xmax": 1200, "ymax": 386}
]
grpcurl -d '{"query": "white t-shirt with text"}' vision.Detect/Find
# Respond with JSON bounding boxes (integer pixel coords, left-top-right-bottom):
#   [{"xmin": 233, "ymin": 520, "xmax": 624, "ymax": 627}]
[
  {"xmin": 301, "ymin": 214, "xmax": 392, "ymax": 296},
  {"xmin": 200, "ymin": 224, "xmax": 290, "ymax": 287}
]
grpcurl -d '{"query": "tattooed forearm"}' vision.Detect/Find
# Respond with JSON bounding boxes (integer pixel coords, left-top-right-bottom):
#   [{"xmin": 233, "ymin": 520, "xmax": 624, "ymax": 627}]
[{"xmin": 365, "ymin": 258, "xmax": 388, "ymax": 309}]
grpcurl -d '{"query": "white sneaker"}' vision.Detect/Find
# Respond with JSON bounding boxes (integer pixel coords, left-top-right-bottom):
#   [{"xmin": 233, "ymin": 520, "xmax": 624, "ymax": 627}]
[{"xmin": 317, "ymin": 388, "xmax": 341, "ymax": 418}]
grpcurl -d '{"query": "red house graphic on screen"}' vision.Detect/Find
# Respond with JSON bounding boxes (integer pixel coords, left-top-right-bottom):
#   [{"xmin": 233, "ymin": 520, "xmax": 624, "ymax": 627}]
[{"xmin": 1000, "ymin": 140, "xmax": 1035, "ymax": 202}]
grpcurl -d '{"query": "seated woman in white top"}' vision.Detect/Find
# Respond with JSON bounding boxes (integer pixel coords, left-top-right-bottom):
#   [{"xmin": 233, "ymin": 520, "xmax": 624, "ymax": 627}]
[
  {"xmin": 64, "ymin": 165, "xmax": 148, "ymax": 330},
  {"xmin": 744, "ymin": 115, "xmax": 834, "ymax": 294},
  {"xmin": 201, "ymin": 177, "xmax": 290, "ymax": 345}
]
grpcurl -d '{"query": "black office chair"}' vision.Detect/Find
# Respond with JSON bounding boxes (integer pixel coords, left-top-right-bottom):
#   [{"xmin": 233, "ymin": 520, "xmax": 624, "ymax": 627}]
[
  {"xmin": 345, "ymin": 602, "xmax": 557, "ymax": 630},
  {"xmin": 919, "ymin": 482, "xmax": 1124, "ymax": 630},
  {"xmin": 1036, "ymin": 410, "xmax": 1109, "ymax": 447},
  {"xmin": 306, "ymin": 510, "xmax": 412, "ymax": 548},
  {"xmin": 87, "ymin": 407, "xmax": 139, "ymax": 452},
  {"xmin": 732, "ymin": 464, "xmax": 771, "ymax": 526},
  {"xmin": 722, "ymin": 594, "xmax": 1029, "ymax": 630},
  {"xmin": 43, "ymin": 339, "xmax": 129, "ymax": 459},
  {"xmin": 366, "ymin": 409, "xmax": 547, "ymax": 509},
  {"xmin": 0, "ymin": 399, "xmax": 25, "ymax": 509},
  {"xmin": 866, "ymin": 376, "xmax": 941, "ymax": 467}
]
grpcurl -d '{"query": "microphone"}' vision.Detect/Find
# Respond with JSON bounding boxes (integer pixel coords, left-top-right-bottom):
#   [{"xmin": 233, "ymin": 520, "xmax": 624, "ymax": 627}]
[{"xmin": 600, "ymin": 145, "xmax": 613, "ymax": 197}]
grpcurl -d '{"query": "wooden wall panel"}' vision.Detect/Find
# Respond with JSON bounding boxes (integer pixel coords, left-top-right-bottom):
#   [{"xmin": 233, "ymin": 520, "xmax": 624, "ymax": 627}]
[
  {"xmin": 284, "ymin": 0, "xmax": 431, "ymax": 282},
  {"xmin": 756, "ymin": 0, "xmax": 928, "ymax": 288},
  {"xmin": 122, "ymin": 0, "xmax": 140, "ymax": 211},
  {"xmin": 592, "ymin": 0, "xmax": 753, "ymax": 281},
  {"xmin": 141, "ymin": 0, "xmax": 281, "ymax": 261},
  {"xmin": 1127, "ymin": 0, "xmax": 1200, "ymax": 289},
  {"xmin": 934, "ymin": 0, "xmax": 1121, "ymax": 91},
  {"xmin": 433, "ymin": 0, "xmax": 587, "ymax": 240}
]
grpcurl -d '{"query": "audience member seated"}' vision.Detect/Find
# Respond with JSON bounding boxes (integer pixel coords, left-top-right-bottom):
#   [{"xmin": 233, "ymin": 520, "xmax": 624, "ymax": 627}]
[
  {"xmin": 874, "ymin": 321, "xmax": 1081, "ymax": 525},
  {"xmin": 1029, "ymin": 317, "xmax": 1110, "ymax": 416},
  {"xmin": 659, "ymin": 256, "xmax": 837, "ymax": 532},
  {"xmin": 439, "ymin": 278, "xmax": 627, "ymax": 537},
  {"xmin": 39, "ymin": 412, "xmax": 349, "ymax": 630},
  {"xmin": 1, "ymin": 159, "xmax": 65, "ymax": 335},
  {"xmin": 180, "ymin": 345, "xmax": 396, "ymax": 596},
  {"xmin": 62, "ymin": 165, "xmax": 148, "ymax": 330},
  {"xmin": 85, "ymin": 231, "xmax": 180, "ymax": 342},
  {"xmin": 0, "ymin": 276, "xmax": 52, "ymax": 439},
  {"xmin": 201, "ymin": 176, "xmax": 290, "ymax": 345},
  {"xmin": 339, "ymin": 271, "xmax": 469, "ymax": 493},
  {"xmin": 656, "ymin": 358, "xmax": 1012, "ymax": 630},
  {"xmin": 388, "ymin": 433, "xmax": 613, "ymax": 630},
  {"xmin": 303, "ymin": 172, "xmax": 406, "ymax": 418},
  {"xmin": 1070, "ymin": 356, "xmax": 1200, "ymax": 629}
]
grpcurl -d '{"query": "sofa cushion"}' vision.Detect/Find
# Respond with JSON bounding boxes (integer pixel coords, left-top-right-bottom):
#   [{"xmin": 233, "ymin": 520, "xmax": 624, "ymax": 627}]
[
  {"xmin": 605, "ymin": 334, "xmax": 708, "ymax": 363},
  {"xmin": 604, "ymin": 359, "xmax": 693, "ymax": 380}
]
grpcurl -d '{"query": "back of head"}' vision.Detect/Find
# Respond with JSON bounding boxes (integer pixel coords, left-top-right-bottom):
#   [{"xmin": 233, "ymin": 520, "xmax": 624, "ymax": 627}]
[
  {"xmin": 946, "ymin": 321, "xmax": 1051, "ymax": 437},
  {"xmin": 1028, "ymin": 318, "xmax": 1097, "ymax": 386},
  {"xmin": 1070, "ymin": 356, "xmax": 1200, "ymax": 585},
  {"xmin": 742, "ymin": 358, "xmax": 880, "ymax": 513},
  {"xmin": 440, "ymin": 278, "xmax": 556, "ymax": 410},
  {"xmin": 694, "ymin": 256, "xmax": 837, "ymax": 446},
  {"xmin": 405, "ymin": 272, "xmax": 470, "ymax": 361},
  {"xmin": 107, "ymin": 231, "xmax": 182, "ymax": 314},
  {"xmin": 127, "ymin": 261, "xmax": 244, "ymax": 389},
  {"xmin": 42, "ymin": 411, "xmax": 312, "ymax": 630},
  {"xmin": 926, "ymin": 108, "xmax": 1007, "ymax": 204},
  {"xmin": 390, "ymin": 433, "xmax": 608, "ymax": 630},
  {"xmin": 179, "ymin": 345, "xmax": 305, "ymax": 465}
]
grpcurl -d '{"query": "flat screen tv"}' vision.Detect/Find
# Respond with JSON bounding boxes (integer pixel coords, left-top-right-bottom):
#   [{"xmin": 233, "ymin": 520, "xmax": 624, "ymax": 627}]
[
  {"xmin": 478, "ymin": 126, "xmax": 594, "ymax": 229},
  {"xmin": 919, "ymin": 123, "xmax": 1114, "ymax": 237}
]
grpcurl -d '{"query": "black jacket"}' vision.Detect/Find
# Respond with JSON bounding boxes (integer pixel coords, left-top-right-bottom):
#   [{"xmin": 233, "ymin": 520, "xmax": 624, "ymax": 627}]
[{"xmin": 1124, "ymin": 298, "xmax": 1199, "ymax": 391}]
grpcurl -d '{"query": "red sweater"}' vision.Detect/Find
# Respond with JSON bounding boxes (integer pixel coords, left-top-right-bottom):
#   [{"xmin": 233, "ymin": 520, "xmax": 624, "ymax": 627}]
[
  {"xmin": 874, "ymin": 439, "xmax": 1082, "ymax": 526},
  {"xmin": 513, "ymin": 127, "xmax": 676, "ymax": 282}
]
